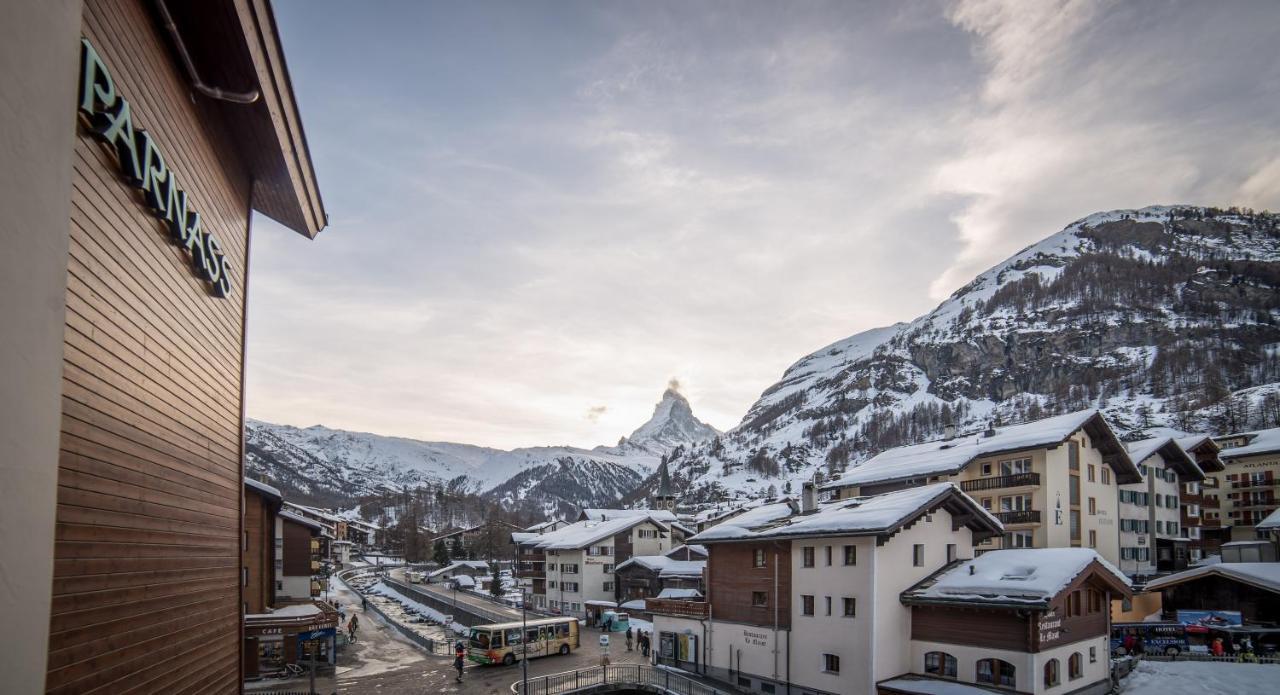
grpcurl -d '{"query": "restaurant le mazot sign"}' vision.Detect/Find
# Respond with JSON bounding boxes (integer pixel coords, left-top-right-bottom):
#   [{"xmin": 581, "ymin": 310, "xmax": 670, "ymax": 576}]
[{"xmin": 77, "ymin": 38, "xmax": 233, "ymax": 298}]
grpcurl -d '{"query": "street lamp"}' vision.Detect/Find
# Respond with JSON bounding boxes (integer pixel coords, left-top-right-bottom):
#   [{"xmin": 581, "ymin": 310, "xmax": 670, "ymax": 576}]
[{"xmin": 521, "ymin": 587, "xmax": 529, "ymax": 695}]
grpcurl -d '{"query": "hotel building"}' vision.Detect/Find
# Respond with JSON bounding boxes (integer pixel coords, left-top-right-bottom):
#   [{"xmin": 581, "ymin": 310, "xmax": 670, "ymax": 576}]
[
  {"xmin": 1117, "ymin": 437, "xmax": 1203, "ymax": 577},
  {"xmin": 1214, "ymin": 427, "xmax": 1280, "ymax": 541},
  {"xmin": 0, "ymin": 1, "xmax": 326, "ymax": 691}
]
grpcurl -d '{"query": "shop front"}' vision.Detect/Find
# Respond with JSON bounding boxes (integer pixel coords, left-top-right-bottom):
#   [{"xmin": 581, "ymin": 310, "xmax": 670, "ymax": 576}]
[{"xmin": 244, "ymin": 604, "xmax": 341, "ymax": 680}]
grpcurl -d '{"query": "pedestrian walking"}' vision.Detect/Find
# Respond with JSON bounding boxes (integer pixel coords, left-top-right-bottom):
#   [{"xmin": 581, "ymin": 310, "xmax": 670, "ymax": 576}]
[
  {"xmin": 625, "ymin": 626, "xmax": 633, "ymax": 651},
  {"xmin": 347, "ymin": 614, "xmax": 359, "ymax": 642},
  {"xmin": 361, "ymin": 595, "xmax": 368, "ymax": 611},
  {"xmin": 454, "ymin": 642, "xmax": 466, "ymax": 682},
  {"xmin": 642, "ymin": 632, "xmax": 650, "ymax": 657}
]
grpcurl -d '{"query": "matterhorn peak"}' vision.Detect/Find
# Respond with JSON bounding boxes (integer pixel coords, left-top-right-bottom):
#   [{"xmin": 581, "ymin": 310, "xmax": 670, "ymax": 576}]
[{"xmin": 617, "ymin": 381, "xmax": 721, "ymax": 456}]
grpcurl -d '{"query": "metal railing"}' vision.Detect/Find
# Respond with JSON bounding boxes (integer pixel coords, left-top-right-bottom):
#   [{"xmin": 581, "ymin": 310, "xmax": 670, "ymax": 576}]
[
  {"xmin": 994, "ymin": 509, "xmax": 1041, "ymax": 524},
  {"xmin": 960, "ymin": 473, "xmax": 1041, "ymax": 492},
  {"xmin": 511, "ymin": 664, "xmax": 730, "ymax": 695}
]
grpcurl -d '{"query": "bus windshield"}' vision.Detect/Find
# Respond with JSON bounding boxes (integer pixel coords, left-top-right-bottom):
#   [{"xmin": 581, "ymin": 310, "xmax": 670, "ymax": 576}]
[{"xmin": 469, "ymin": 628, "xmax": 492, "ymax": 650}]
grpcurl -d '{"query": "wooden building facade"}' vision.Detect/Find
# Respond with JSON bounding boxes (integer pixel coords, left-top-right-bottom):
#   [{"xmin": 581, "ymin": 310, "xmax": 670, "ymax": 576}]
[{"xmin": 0, "ymin": 0, "xmax": 326, "ymax": 691}]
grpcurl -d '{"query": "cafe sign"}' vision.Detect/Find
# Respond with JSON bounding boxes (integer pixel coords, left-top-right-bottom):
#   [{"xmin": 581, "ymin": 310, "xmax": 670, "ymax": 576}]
[{"xmin": 77, "ymin": 38, "xmax": 233, "ymax": 298}]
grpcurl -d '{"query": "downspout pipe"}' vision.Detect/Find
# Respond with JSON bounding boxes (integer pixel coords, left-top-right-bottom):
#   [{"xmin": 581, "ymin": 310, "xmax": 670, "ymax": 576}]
[{"xmin": 155, "ymin": 0, "xmax": 261, "ymax": 104}]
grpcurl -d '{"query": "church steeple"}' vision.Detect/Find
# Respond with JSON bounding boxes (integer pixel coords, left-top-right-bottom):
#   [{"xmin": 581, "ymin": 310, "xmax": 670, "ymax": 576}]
[{"xmin": 652, "ymin": 459, "xmax": 677, "ymax": 511}]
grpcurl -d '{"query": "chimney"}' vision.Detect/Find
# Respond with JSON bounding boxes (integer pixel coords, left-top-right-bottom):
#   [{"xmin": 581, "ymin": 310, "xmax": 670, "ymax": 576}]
[
  {"xmin": 944, "ymin": 423, "xmax": 956, "ymax": 441},
  {"xmin": 801, "ymin": 481, "xmax": 816, "ymax": 514}
]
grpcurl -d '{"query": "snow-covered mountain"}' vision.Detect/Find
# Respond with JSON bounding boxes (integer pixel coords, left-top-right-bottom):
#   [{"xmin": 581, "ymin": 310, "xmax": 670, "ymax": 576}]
[
  {"xmin": 666, "ymin": 205, "xmax": 1280, "ymax": 502},
  {"xmin": 604, "ymin": 386, "xmax": 721, "ymax": 456},
  {"xmin": 245, "ymin": 386, "xmax": 717, "ymax": 510}
]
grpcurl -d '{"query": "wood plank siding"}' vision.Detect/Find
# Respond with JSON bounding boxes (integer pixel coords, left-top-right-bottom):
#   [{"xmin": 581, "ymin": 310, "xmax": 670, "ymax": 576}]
[
  {"xmin": 706, "ymin": 541, "xmax": 792, "ymax": 629},
  {"xmin": 47, "ymin": 1, "xmax": 252, "ymax": 692}
]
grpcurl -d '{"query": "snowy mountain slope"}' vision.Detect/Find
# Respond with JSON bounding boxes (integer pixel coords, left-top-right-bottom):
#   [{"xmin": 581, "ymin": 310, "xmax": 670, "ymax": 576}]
[
  {"xmin": 485, "ymin": 457, "xmax": 646, "ymax": 521},
  {"xmin": 246, "ymin": 386, "xmax": 716, "ymax": 511},
  {"xmin": 667, "ymin": 205, "xmax": 1280, "ymax": 502}
]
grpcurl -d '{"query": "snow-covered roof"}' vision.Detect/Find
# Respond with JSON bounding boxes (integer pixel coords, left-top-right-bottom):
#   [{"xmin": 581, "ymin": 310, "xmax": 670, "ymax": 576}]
[
  {"xmin": 665, "ymin": 544, "xmax": 708, "ymax": 559},
  {"xmin": 1144, "ymin": 563, "xmax": 1280, "ymax": 595},
  {"xmin": 1255, "ymin": 508, "xmax": 1280, "ymax": 531},
  {"xmin": 704, "ymin": 500, "xmax": 796, "ymax": 533},
  {"xmin": 279, "ymin": 510, "xmax": 325, "ymax": 533},
  {"xmin": 284, "ymin": 502, "xmax": 342, "ymax": 523},
  {"xmin": 620, "ymin": 599, "xmax": 647, "ymax": 611},
  {"xmin": 824, "ymin": 409, "xmax": 1139, "ymax": 489},
  {"xmin": 511, "ymin": 532, "xmax": 539, "ymax": 545},
  {"xmin": 531, "ymin": 515, "xmax": 668, "ymax": 551},
  {"xmin": 427, "ymin": 560, "xmax": 490, "ymax": 578},
  {"xmin": 525, "ymin": 519, "xmax": 561, "ymax": 532},
  {"xmin": 904, "ymin": 548, "xmax": 1130, "ymax": 608},
  {"xmin": 656, "ymin": 588, "xmax": 703, "ymax": 599},
  {"xmin": 579, "ymin": 508, "xmax": 678, "ymax": 522},
  {"xmin": 1175, "ymin": 434, "xmax": 1225, "ymax": 473},
  {"xmin": 690, "ymin": 483, "xmax": 1002, "ymax": 543},
  {"xmin": 670, "ymin": 520, "xmax": 695, "ymax": 537},
  {"xmin": 1216, "ymin": 426, "xmax": 1280, "ymax": 460},
  {"xmin": 659, "ymin": 561, "xmax": 705, "ymax": 579},
  {"xmin": 244, "ymin": 477, "xmax": 282, "ymax": 501},
  {"xmin": 584, "ymin": 600, "xmax": 617, "ymax": 608},
  {"xmin": 451, "ymin": 575, "xmax": 475, "ymax": 587},
  {"xmin": 1125, "ymin": 437, "xmax": 1204, "ymax": 481}
]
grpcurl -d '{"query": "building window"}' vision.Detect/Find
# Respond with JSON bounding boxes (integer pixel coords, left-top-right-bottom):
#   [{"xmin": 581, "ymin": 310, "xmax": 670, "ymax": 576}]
[
  {"xmin": 977, "ymin": 659, "xmax": 1016, "ymax": 688},
  {"xmin": 603, "ymin": 581, "xmax": 613, "ymax": 592},
  {"xmin": 1088, "ymin": 497, "xmax": 1096, "ymax": 515},
  {"xmin": 1001, "ymin": 458, "xmax": 1031, "ymax": 476},
  {"xmin": 802, "ymin": 595, "xmax": 815, "ymax": 615},
  {"xmin": 913, "ymin": 544, "xmax": 925, "ymax": 567},
  {"xmin": 803, "ymin": 546, "xmax": 815, "ymax": 568},
  {"xmin": 1007, "ymin": 530, "xmax": 1033, "ymax": 548},
  {"xmin": 737, "ymin": 677, "xmax": 752, "ymax": 687},
  {"xmin": 1088, "ymin": 464, "xmax": 1096, "ymax": 482},
  {"xmin": 843, "ymin": 545, "xmax": 856, "ymax": 565},
  {"xmin": 843, "ymin": 597, "xmax": 856, "ymax": 617},
  {"xmin": 946, "ymin": 543, "xmax": 957, "ymax": 563},
  {"xmin": 1089, "ymin": 530, "xmax": 1096, "ymax": 548},
  {"xmin": 1069, "ymin": 652, "xmax": 1083, "ymax": 680},
  {"xmin": 1068, "ymin": 590, "xmax": 1082, "ymax": 617},
  {"xmin": 982, "ymin": 462, "xmax": 992, "ymax": 476},
  {"xmin": 1102, "ymin": 468, "xmax": 1110, "ymax": 485},
  {"xmin": 753, "ymin": 549, "xmax": 766, "ymax": 567},
  {"xmin": 924, "ymin": 651, "xmax": 956, "ymax": 678},
  {"xmin": 1089, "ymin": 646, "xmax": 1097, "ymax": 663},
  {"xmin": 825, "ymin": 545, "xmax": 833, "ymax": 566},
  {"xmin": 752, "ymin": 591, "xmax": 768, "ymax": 607},
  {"xmin": 825, "ymin": 596, "xmax": 832, "ymax": 615},
  {"xmin": 1044, "ymin": 658, "xmax": 1060, "ymax": 687},
  {"xmin": 549, "ymin": 581, "xmax": 556, "ymax": 589},
  {"xmin": 822, "ymin": 654, "xmax": 840, "ymax": 674}
]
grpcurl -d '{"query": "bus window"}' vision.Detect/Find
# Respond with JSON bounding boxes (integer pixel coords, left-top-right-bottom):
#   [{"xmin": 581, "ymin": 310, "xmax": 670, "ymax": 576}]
[
  {"xmin": 506, "ymin": 628, "xmax": 523, "ymax": 646},
  {"xmin": 469, "ymin": 629, "xmax": 491, "ymax": 650}
]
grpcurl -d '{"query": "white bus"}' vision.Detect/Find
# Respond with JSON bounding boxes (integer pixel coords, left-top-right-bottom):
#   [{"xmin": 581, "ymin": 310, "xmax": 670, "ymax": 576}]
[{"xmin": 467, "ymin": 617, "xmax": 580, "ymax": 666}]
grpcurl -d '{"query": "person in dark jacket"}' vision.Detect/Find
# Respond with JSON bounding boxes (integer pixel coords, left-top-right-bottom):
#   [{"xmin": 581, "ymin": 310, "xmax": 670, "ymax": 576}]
[
  {"xmin": 625, "ymin": 626, "xmax": 633, "ymax": 651},
  {"xmin": 454, "ymin": 642, "xmax": 466, "ymax": 682}
]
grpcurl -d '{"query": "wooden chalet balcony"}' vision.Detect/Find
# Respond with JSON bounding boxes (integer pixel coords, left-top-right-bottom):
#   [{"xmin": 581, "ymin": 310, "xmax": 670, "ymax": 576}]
[
  {"xmin": 645, "ymin": 598, "xmax": 708, "ymax": 619},
  {"xmin": 1231, "ymin": 479, "xmax": 1278, "ymax": 490},
  {"xmin": 994, "ymin": 509, "xmax": 1041, "ymax": 525},
  {"xmin": 1202, "ymin": 496, "xmax": 1221, "ymax": 508},
  {"xmin": 961, "ymin": 473, "xmax": 1040, "ymax": 493}
]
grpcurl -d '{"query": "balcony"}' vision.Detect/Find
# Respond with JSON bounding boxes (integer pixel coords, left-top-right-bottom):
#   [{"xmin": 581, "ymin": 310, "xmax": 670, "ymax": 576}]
[
  {"xmin": 1231, "ymin": 480, "xmax": 1278, "ymax": 490},
  {"xmin": 994, "ymin": 509, "xmax": 1041, "ymax": 525},
  {"xmin": 645, "ymin": 599, "xmax": 708, "ymax": 619},
  {"xmin": 961, "ymin": 473, "xmax": 1040, "ymax": 493},
  {"xmin": 1202, "ymin": 497, "xmax": 1221, "ymax": 509}
]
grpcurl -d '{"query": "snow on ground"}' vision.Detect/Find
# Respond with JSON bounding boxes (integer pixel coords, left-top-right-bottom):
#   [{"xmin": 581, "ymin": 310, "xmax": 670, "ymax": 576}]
[
  {"xmin": 372, "ymin": 580, "xmax": 469, "ymax": 635},
  {"xmin": 1120, "ymin": 659, "xmax": 1278, "ymax": 695}
]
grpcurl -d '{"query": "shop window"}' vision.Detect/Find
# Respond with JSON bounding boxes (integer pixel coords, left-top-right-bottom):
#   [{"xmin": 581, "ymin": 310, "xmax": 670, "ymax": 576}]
[
  {"xmin": 977, "ymin": 659, "xmax": 1016, "ymax": 688},
  {"xmin": 1069, "ymin": 652, "xmax": 1083, "ymax": 680},
  {"xmin": 1044, "ymin": 658, "xmax": 1060, "ymax": 687},
  {"xmin": 924, "ymin": 651, "xmax": 957, "ymax": 678}
]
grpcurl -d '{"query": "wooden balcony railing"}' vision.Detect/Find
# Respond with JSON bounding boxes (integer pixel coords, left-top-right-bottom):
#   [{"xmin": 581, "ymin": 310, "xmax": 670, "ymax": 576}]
[
  {"xmin": 995, "ymin": 510, "xmax": 1041, "ymax": 525},
  {"xmin": 645, "ymin": 599, "xmax": 708, "ymax": 619},
  {"xmin": 961, "ymin": 473, "xmax": 1040, "ymax": 493}
]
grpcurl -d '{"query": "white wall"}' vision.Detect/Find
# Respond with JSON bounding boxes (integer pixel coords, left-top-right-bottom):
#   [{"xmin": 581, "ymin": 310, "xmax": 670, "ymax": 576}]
[
  {"xmin": 910, "ymin": 635, "xmax": 1107, "ymax": 695},
  {"xmin": 0, "ymin": 1, "xmax": 81, "ymax": 690},
  {"xmin": 706, "ymin": 618, "xmax": 789, "ymax": 684}
]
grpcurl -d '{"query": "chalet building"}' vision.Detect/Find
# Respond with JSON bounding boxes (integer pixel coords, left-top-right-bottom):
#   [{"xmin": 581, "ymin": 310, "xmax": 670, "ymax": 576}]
[
  {"xmin": 242, "ymin": 480, "xmax": 338, "ymax": 680},
  {"xmin": 427, "ymin": 560, "xmax": 492, "ymax": 584},
  {"xmin": 666, "ymin": 544, "xmax": 709, "ymax": 561},
  {"xmin": 1213, "ymin": 427, "xmax": 1280, "ymax": 541},
  {"xmin": 1117, "ymin": 437, "xmax": 1203, "ymax": 576},
  {"xmin": 282, "ymin": 501, "xmax": 346, "ymax": 562},
  {"xmin": 613, "ymin": 554, "xmax": 706, "ymax": 605},
  {"xmin": 344, "ymin": 517, "xmax": 383, "ymax": 547},
  {"xmin": 652, "ymin": 482, "xmax": 1003, "ymax": 695},
  {"xmin": 1176, "ymin": 435, "xmax": 1227, "ymax": 560},
  {"xmin": 0, "ymin": 0, "xmax": 327, "ymax": 690},
  {"xmin": 892, "ymin": 548, "xmax": 1131, "ymax": 695},
  {"xmin": 692, "ymin": 498, "xmax": 797, "ymax": 532},
  {"xmin": 1144, "ymin": 562, "xmax": 1280, "ymax": 625},
  {"xmin": 526, "ymin": 515, "xmax": 672, "ymax": 619},
  {"xmin": 821, "ymin": 410, "xmax": 1141, "ymax": 565}
]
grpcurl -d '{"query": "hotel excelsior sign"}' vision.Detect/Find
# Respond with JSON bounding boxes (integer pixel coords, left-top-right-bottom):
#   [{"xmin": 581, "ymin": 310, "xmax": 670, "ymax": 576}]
[{"xmin": 77, "ymin": 38, "xmax": 233, "ymax": 298}]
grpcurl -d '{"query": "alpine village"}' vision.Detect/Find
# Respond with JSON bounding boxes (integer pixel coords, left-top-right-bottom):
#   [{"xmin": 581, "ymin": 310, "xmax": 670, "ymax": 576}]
[{"xmin": 2, "ymin": 2, "xmax": 1279, "ymax": 695}]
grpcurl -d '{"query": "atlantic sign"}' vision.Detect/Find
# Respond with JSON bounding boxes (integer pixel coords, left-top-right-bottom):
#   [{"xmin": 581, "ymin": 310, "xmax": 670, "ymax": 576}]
[{"xmin": 77, "ymin": 38, "xmax": 233, "ymax": 298}]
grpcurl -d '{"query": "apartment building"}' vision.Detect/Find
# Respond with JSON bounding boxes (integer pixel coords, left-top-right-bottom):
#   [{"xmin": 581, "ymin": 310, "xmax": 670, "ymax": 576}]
[
  {"xmin": 0, "ymin": 0, "xmax": 327, "ymax": 689},
  {"xmin": 1214, "ymin": 427, "xmax": 1280, "ymax": 540},
  {"xmin": 1117, "ymin": 437, "xmax": 1203, "ymax": 576},
  {"xmin": 653, "ymin": 482, "xmax": 1004, "ymax": 695},
  {"xmin": 821, "ymin": 410, "xmax": 1141, "ymax": 565},
  {"xmin": 1176, "ymin": 436, "xmax": 1226, "ymax": 560},
  {"xmin": 527, "ymin": 514, "xmax": 671, "ymax": 619}
]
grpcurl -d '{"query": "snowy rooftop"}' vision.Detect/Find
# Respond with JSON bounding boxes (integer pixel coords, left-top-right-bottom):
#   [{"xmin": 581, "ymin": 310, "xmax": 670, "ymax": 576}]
[
  {"xmin": 1125, "ymin": 437, "xmax": 1203, "ymax": 480},
  {"xmin": 906, "ymin": 548, "xmax": 1130, "ymax": 607},
  {"xmin": 656, "ymin": 588, "xmax": 703, "ymax": 599},
  {"xmin": 824, "ymin": 409, "xmax": 1135, "ymax": 489},
  {"xmin": 615, "ymin": 554, "xmax": 706, "ymax": 577},
  {"xmin": 579, "ymin": 508, "xmax": 678, "ymax": 522},
  {"xmin": 690, "ymin": 483, "xmax": 1001, "ymax": 543},
  {"xmin": 531, "ymin": 515, "xmax": 668, "ymax": 551},
  {"xmin": 1144, "ymin": 563, "xmax": 1280, "ymax": 594},
  {"xmin": 427, "ymin": 560, "xmax": 490, "ymax": 578},
  {"xmin": 701, "ymin": 500, "xmax": 796, "ymax": 534},
  {"xmin": 278, "ymin": 509, "xmax": 326, "ymax": 533},
  {"xmin": 511, "ymin": 532, "xmax": 539, "ymax": 545},
  {"xmin": 1216, "ymin": 426, "xmax": 1280, "ymax": 460},
  {"xmin": 245, "ymin": 603, "xmax": 323, "ymax": 620},
  {"xmin": 665, "ymin": 544, "xmax": 708, "ymax": 558},
  {"xmin": 1256, "ymin": 508, "xmax": 1280, "ymax": 531},
  {"xmin": 243, "ymin": 476, "xmax": 282, "ymax": 500}
]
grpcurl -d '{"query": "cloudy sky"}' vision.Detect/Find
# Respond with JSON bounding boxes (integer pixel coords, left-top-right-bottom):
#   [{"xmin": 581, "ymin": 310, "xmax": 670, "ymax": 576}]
[{"xmin": 246, "ymin": 0, "xmax": 1280, "ymax": 449}]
